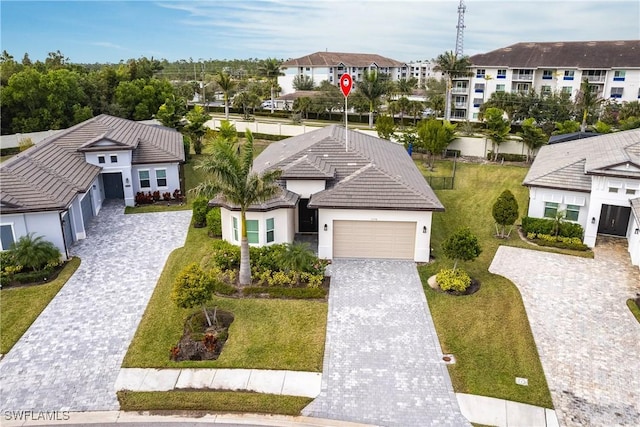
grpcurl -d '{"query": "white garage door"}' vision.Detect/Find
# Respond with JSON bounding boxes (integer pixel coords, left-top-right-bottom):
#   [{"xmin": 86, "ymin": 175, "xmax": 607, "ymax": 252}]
[{"xmin": 333, "ymin": 220, "xmax": 416, "ymax": 260}]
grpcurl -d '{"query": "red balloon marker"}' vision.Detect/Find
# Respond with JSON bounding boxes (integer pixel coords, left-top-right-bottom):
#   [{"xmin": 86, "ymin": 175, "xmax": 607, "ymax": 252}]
[{"xmin": 340, "ymin": 73, "xmax": 353, "ymax": 97}]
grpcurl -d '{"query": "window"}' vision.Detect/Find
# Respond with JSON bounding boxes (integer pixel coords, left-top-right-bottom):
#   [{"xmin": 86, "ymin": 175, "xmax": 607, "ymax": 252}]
[
  {"xmin": 266, "ymin": 218, "xmax": 275, "ymax": 243},
  {"xmin": 138, "ymin": 170, "xmax": 150, "ymax": 188},
  {"xmin": 613, "ymin": 70, "xmax": 626, "ymax": 81},
  {"xmin": 110, "ymin": 155, "xmax": 118, "ymax": 163},
  {"xmin": 561, "ymin": 86, "xmax": 572, "ymax": 94},
  {"xmin": 610, "ymin": 87, "xmax": 623, "ymax": 99},
  {"xmin": 473, "ymin": 98, "xmax": 483, "ymax": 107},
  {"xmin": 155, "ymin": 169, "xmax": 167, "ymax": 187},
  {"xmin": 544, "ymin": 202, "xmax": 559, "ymax": 218},
  {"xmin": 246, "ymin": 220, "xmax": 259, "ymax": 244},
  {"xmin": 474, "ymin": 83, "xmax": 485, "ymax": 92},
  {"xmin": 608, "ymin": 187, "xmax": 619, "ymax": 193},
  {"xmin": 0, "ymin": 224, "xmax": 15, "ymax": 251},
  {"xmin": 542, "ymin": 70, "xmax": 554, "ymax": 80},
  {"xmin": 497, "ymin": 69, "xmax": 506, "ymax": 79},
  {"xmin": 563, "ymin": 70, "xmax": 575, "ymax": 80},
  {"xmin": 496, "ymin": 84, "xmax": 505, "ymax": 92},
  {"xmin": 98, "ymin": 155, "xmax": 105, "ymax": 164},
  {"xmin": 513, "ymin": 83, "xmax": 530, "ymax": 93},
  {"xmin": 472, "ymin": 112, "xmax": 479, "ymax": 119},
  {"xmin": 476, "ymin": 69, "xmax": 486, "ymax": 78},
  {"xmin": 541, "ymin": 85, "xmax": 551, "ymax": 95},
  {"xmin": 626, "ymin": 188, "xmax": 636, "ymax": 195},
  {"xmin": 232, "ymin": 217, "xmax": 239, "ymax": 241},
  {"xmin": 565, "ymin": 204, "xmax": 580, "ymax": 222}
]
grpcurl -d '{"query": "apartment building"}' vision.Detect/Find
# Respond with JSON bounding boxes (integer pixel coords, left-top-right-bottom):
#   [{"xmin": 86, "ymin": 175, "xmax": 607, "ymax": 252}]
[{"xmin": 452, "ymin": 40, "xmax": 640, "ymax": 121}]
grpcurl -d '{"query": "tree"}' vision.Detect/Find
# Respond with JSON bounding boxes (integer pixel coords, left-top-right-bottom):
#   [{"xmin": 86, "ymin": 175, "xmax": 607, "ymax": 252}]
[
  {"xmin": 492, "ymin": 190, "xmax": 519, "ymax": 238},
  {"xmin": 416, "ymin": 119, "xmax": 456, "ymax": 169},
  {"xmin": 592, "ymin": 120, "xmax": 612, "ymax": 134},
  {"xmin": 375, "ymin": 115, "xmax": 396, "ymax": 140},
  {"xmin": 433, "ymin": 51, "xmax": 472, "ymax": 120},
  {"xmin": 215, "ymin": 71, "xmax": 236, "ymax": 120},
  {"xmin": 216, "ymin": 120, "xmax": 239, "ymax": 143},
  {"xmin": 553, "ymin": 120, "xmax": 580, "ymax": 135},
  {"xmin": 408, "ymin": 100, "xmax": 424, "ymax": 125},
  {"xmin": 9, "ymin": 233, "xmax": 61, "ymax": 271},
  {"xmin": 442, "ymin": 227, "xmax": 482, "ymax": 271},
  {"xmin": 293, "ymin": 96, "xmax": 313, "ymax": 119},
  {"xmin": 172, "ymin": 263, "xmax": 215, "ymax": 327},
  {"xmin": 184, "ymin": 105, "xmax": 211, "ymax": 154},
  {"xmin": 518, "ymin": 118, "xmax": 547, "ymax": 162},
  {"xmin": 315, "ymin": 80, "xmax": 342, "ymax": 120},
  {"xmin": 233, "ymin": 91, "xmax": 260, "ymax": 120},
  {"xmin": 575, "ymin": 78, "xmax": 603, "ymax": 132},
  {"xmin": 156, "ymin": 96, "xmax": 187, "ymax": 130},
  {"xmin": 258, "ymin": 58, "xmax": 283, "ymax": 114},
  {"xmin": 423, "ymin": 77, "xmax": 446, "ymax": 117},
  {"xmin": 393, "ymin": 77, "xmax": 417, "ymax": 98},
  {"xmin": 483, "ymin": 107, "xmax": 511, "ymax": 161},
  {"xmin": 192, "ymin": 130, "xmax": 282, "ymax": 285},
  {"xmin": 620, "ymin": 100, "xmax": 640, "ymax": 120},
  {"xmin": 356, "ymin": 69, "xmax": 389, "ymax": 128},
  {"xmin": 292, "ymin": 74, "xmax": 315, "ymax": 90}
]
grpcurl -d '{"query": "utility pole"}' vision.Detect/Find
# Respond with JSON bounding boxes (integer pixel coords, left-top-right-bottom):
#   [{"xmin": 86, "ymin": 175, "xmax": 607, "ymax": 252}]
[{"xmin": 455, "ymin": 0, "xmax": 466, "ymax": 58}]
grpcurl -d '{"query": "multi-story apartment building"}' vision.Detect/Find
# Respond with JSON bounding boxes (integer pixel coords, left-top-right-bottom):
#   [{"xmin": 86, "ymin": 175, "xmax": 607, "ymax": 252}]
[
  {"xmin": 409, "ymin": 61, "xmax": 444, "ymax": 87},
  {"xmin": 451, "ymin": 40, "xmax": 640, "ymax": 121}
]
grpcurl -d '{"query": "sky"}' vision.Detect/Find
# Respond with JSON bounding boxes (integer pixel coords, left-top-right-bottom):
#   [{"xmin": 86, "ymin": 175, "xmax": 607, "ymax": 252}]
[{"xmin": 1, "ymin": 0, "xmax": 639, "ymax": 64}]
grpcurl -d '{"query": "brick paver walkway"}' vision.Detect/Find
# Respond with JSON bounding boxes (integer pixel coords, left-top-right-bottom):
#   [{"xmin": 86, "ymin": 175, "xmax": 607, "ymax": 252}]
[
  {"xmin": 0, "ymin": 201, "xmax": 191, "ymax": 411},
  {"xmin": 490, "ymin": 238, "xmax": 640, "ymax": 427},
  {"xmin": 303, "ymin": 259, "xmax": 469, "ymax": 426}
]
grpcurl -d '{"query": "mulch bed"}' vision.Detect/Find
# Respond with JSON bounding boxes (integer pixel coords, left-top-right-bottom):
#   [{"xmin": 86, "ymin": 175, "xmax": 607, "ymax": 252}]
[
  {"xmin": 427, "ymin": 274, "xmax": 481, "ymax": 296},
  {"xmin": 170, "ymin": 309, "xmax": 234, "ymax": 362}
]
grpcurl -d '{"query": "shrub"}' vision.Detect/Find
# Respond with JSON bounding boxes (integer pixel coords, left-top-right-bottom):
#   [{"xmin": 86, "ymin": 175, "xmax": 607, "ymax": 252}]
[
  {"xmin": 521, "ymin": 217, "xmax": 583, "ymax": 238},
  {"xmin": 172, "ymin": 263, "xmax": 216, "ymax": 326},
  {"xmin": 210, "ymin": 240, "xmax": 240, "ymax": 270},
  {"xmin": 192, "ymin": 197, "xmax": 210, "ymax": 228},
  {"xmin": 242, "ymin": 286, "xmax": 327, "ymax": 299},
  {"xmin": 276, "ymin": 242, "xmax": 317, "ymax": 273},
  {"xmin": 152, "ymin": 191, "xmax": 161, "ymax": 201},
  {"xmin": 206, "ymin": 207, "xmax": 222, "ymax": 237},
  {"xmin": 9, "ymin": 233, "xmax": 61, "ymax": 272},
  {"xmin": 436, "ymin": 268, "xmax": 472, "ymax": 293},
  {"xmin": 487, "ymin": 152, "xmax": 527, "ymax": 162},
  {"xmin": 250, "ymin": 244, "xmax": 287, "ymax": 273},
  {"xmin": 492, "ymin": 189, "xmax": 519, "ymax": 238},
  {"xmin": 526, "ymin": 233, "xmax": 589, "ymax": 251},
  {"xmin": 163, "ymin": 192, "xmax": 172, "ymax": 201},
  {"xmin": 442, "ymin": 227, "xmax": 482, "ymax": 270}
]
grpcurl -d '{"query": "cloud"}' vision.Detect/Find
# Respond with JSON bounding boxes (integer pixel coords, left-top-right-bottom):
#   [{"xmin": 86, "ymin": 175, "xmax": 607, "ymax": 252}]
[{"xmin": 90, "ymin": 41, "xmax": 125, "ymax": 50}]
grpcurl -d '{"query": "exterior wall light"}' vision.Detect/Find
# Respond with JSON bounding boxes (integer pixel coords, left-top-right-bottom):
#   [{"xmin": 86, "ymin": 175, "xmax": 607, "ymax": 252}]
[
  {"xmin": 591, "ymin": 217, "xmax": 596, "ymax": 224},
  {"xmin": 125, "ymin": 177, "xmax": 130, "ymax": 185},
  {"xmin": 635, "ymin": 228, "xmax": 639, "ymax": 235},
  {"xmin": 423, "ymin": 226, "xmax": 427, "ymax": 234},
  {"xmin": 324, "ymin": 224, "xmax": 328, "ymax": 231}
]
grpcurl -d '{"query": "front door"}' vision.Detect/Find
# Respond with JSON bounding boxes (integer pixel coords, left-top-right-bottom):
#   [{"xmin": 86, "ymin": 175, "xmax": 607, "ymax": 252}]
[
  {"xmin": 298, "ymin": 199, "xmax": 318, "ymax": 233},
  {"xmin": 103, "ymin": 172, "xmax": 124, "ymax": 199},
  {"xmin": 598, "ymin": 204, "xmax": 631, "ymax": 236}
]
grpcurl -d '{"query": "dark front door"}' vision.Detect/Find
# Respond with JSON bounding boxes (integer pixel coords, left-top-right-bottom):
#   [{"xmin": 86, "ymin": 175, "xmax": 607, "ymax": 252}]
[
  {"xmin": 298, "ymin": 198, "xmax": 318, "ymax": 233},
  {"xmin": 80, "ymin": 191, "xmax": 94, "ymax": 229},
  {"xmin": 62, "ymin": 211, "xmax": 74, "ymax": 247},
  {"xmin": 103, "ymin": 173, "xmax": 124, "ymax": 199},
  {"xmin": 598, "ymin": 204, "xmax": 631, "ymax": 236}
]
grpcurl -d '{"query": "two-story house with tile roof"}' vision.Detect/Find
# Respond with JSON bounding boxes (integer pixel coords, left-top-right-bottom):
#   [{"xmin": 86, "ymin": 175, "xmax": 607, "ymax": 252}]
[{"xmin": 0, "ymin": 115, "xmax": 185, "ymax": 258}]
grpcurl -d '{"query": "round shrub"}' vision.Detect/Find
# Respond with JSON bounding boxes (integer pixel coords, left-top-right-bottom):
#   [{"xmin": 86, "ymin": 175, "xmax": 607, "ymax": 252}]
[
  {"xmin": 436, "ymin": 268, "xmax": 472, "ymax": 293},
  {"xmin": 206, "ymin": 207, "xmax": 222, "ymax": 237}
]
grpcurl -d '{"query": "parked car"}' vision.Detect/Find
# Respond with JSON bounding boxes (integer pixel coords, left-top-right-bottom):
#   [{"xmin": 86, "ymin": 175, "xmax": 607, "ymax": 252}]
[{"xmin": 261, "ymin": 100, "xmax": 275, "ymax": 109}]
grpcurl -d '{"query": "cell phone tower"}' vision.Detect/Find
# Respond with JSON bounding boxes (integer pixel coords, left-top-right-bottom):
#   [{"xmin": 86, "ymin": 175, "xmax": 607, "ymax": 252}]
[{"xmin": 455, "ymin": 0, "xmax": 466, "ymax": 57}]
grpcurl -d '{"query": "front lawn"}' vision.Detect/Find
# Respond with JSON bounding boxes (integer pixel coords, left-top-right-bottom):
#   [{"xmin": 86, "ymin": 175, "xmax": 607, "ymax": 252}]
[
  {"xmin": 419, "ymin": 160, "xmax": 554, "ymax": 408},
  {"xmin": 0, "ymin": 257, "xmax": 81, "ymax": 354},
  {"xmin": 122, "ymin": 226, "xmax": 327, "ymax": 371}
]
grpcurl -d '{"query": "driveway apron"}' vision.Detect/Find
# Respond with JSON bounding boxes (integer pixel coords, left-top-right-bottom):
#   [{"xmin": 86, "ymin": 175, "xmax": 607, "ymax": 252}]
[
  {"xmin": 303, "ymin": 259, "xmax": 469, "ymax": 426},
  {"xmin": 489, "ymin": 240, "xmax": 640, "ymax": 427},
  {"xmin": 0, "ymin": 201, "xmax": 191, "ymax": 411}
]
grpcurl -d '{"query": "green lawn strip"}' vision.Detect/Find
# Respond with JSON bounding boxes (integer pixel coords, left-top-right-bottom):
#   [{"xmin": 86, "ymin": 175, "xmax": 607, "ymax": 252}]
[
  {"xmin": 627, "ymin": 299, "xmax": 640, "ymax": 323},
  {"xmin": 117, "ymin": 390, "xmax": 311, "ymax": 415},
  {"xmin": 0, "ymin": 257, "xmax": 81, "ymax": 354},
  {"xmin": 122, "ymin": 226, "xmax": 327, "ymax": 371},
  {"xmin": 420, "ymin": 160, "xmax": 553, "ymax": 408}
]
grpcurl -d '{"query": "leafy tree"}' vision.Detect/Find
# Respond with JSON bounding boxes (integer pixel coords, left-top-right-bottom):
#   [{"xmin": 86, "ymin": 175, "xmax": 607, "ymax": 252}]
[
  {"xmin": 423, "ymin": 77, "xmax": 446, "ymax": 117},
  {"xmin": 293, "ymin": 96, "xmax": 313, "ymax": 119},
  {"xmin": 156, "ymin": 96, "xmax": 187, "ymax": 130},
  {"xmin": 292, "ymin": 74, "xmax": 315, "ymax": 91},
  {"xmin": 483, "ymin": 107, "xmax": 511, "ymax": 161},
  {"xmin": 492, "ymin": 190, "xmax": 519, "ymax": 238},
  {"xmin": 575, "ymin": 78, "xmax": 603, "ymax": 132},
  {"xmin": 416, "ymin": 118, "xmax": 456, "ymax": 169},
  {"xmin": 518, "ymin": 118, "xmax": 547, "ymax": 162},
  {"xmin": 9, "ymin": 233, "xmax": 61, "ymax": 271},
  {"xmin": 114, "ymin": 78, "xmax": 173, "ymax": 120},
  {"xmin": 553, "ymin": 120, "xmax": 581, "ymax": 135},
  {"xmin": 185, "ymin": 105, "xmax": 211, "ymax": 154},
  {"xmin": 258, "ymin": 58, "xmax": 283, "ymax": 113},
  {"xmin": 408, "ymin": 100, "xmax": 424, "ymax": 125},
  {"xmin": 442, "ymin": 227, "xmax": 482, "ymax": 271},
  {"xmin": 356, "ymin": 69, "xmax": 389, "ymax": 128},
  {"xmin": 172, "ymin": 263, "xmax": 215, "ymax": 326},
  {"xmin": 315, "ymin": 80, "xmax": 342, "ymax": 120},
  {"xmin": 392, "ymin": 96, "xmax": 411, "ymax": 128},
  {"xmin": 215, "ymin": 71, "xmax": 236, "ymax": 120},
  {"xmin": 192, "ymin": 130, "xmax": 282, "ymax": 285},
  {"xmin": 375, "ymin": 115, "xmax": 396, "ymax": 140},
  {"xmin": 233, "ymin": 91, "xmax": 261, "ymax": 120},
  {"xmin": 433, "ymin": 51, "xmax": 472, "ymax": 120}
]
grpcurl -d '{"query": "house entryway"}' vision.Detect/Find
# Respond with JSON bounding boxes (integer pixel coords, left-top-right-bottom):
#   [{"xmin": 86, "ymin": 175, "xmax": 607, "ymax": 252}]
[
  {"xmin": 298, "ymin": 199, "xmax": 318, "ymax": 233},
  {"xmin": 598, "ymin": 204, "xmax": 631, "ymax": 236},
  {"xmin": 103, "ymin": 172, "xmax": 124, "ymax": 200}
]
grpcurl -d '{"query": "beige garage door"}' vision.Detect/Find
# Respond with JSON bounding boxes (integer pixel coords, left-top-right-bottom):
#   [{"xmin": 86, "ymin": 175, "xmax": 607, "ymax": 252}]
[{"xmin": 333, "ymin": 220, "xmax": 416, "ymax": 259}]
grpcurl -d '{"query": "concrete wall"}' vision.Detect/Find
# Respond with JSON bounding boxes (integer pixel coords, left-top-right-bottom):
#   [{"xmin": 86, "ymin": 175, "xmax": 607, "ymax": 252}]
[
  {"xmin": 1, "ymin": 211, "xmax": 66, "ymax": 258},
  {"xmin": 0, "ymin": 130, "xmax": 63, "ymax": 149},
  {"xmin": 447, "ymin": 135, "xmax": 529, "ymax": 158}
]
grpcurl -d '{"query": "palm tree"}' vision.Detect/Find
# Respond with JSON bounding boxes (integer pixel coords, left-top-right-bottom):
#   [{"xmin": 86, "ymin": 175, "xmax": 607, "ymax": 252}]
[
  {"xmin": 433, "ymin": 51, "xmax": 472, "ymax": 121},
  {"xmin": 10, "ymin": 233, "xmax": 61, "ymax": 271},
  {"xmin": 215, "ymin": 71, "xmax": 236, "ymax": 120},
  {"xmin": 357, "ymin": 69, "xmax": 389, "ymax": 128},
  {"xmin": 575, "ymin": 78, "xmax": 603, "ymax": 132},
  {"xmin": 258, "ymin": 58, "xmax": 283, "ymax": 114},
  {"xmin": 192, "ymin": 130, "xmax": 282, "ymax": 285}
]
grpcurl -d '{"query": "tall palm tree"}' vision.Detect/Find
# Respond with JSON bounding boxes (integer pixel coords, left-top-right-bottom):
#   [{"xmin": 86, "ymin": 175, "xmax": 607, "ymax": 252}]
[
  {"xmin": 192, "ymin": 130, "xmax": 281, "ymax": 285},
  {"xmin": 357, "ymin": 69, "xmax": 389, "ymax": 128},
  {"xmin": 575, "ymin": 78, "xmax": 603, "ymax": 132},
  {"xmin": 215, "ymin": 71, "xmax": 236, "ymax": 120},
  {"xmin": 433, "ymin": 51, "xmax": 472, "ymax": 121},
  {"xmin": 258, "ymin": 58, "xmax": 283, "ymax": 114}
]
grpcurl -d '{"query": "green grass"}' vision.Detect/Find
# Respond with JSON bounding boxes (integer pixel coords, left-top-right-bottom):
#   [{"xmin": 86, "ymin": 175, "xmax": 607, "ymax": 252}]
[
  {"xmin": 117, "ymin": 390, "xmax": 311, "ymax": 415},
  {"xmin": 419, "ymin": 160, "xmax": 554, "ymax": 408},
  {"xmin": 627, "ymin": 299, "xmax": 640, "ymax": 324},
  {"xmin": 122, "ymin": 226, "xmax": 327, "ymax": 371},
  {"xmin": 0, "ymin": 257, "xmax": 81, "ymax": 354}
]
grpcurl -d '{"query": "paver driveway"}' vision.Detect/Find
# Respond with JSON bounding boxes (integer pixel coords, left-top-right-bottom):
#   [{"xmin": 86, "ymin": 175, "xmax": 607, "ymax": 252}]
[
  {"xmin": 0, "ymin": 201, "xmax": 191, "ymax": 411},
  {"xmin": 490, "ymin": 239, "xmax": 640, "ymax": 427},
  {"xmin": 303, "ymin": 259, "xmax": 469, "ymax": 426}
]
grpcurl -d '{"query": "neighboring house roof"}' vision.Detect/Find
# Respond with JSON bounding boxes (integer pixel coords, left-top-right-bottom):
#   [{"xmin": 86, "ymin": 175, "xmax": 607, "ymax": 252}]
[
  {"xmin": 253, "ymin": 125, "xmax": 444, "ymax": 211},
  {"xmin": 0, "ymin": 115, "xmax": 184, "ymax": 214},
  {"xmin": 548, "ymin": 132, "xmax": 600, "ymax": 145},
  {"xmin": 282, "ymin": 52, "xmax": 406, "ymax": 68},
  {"xmin": 470, "ymin": 40, "xmax": 640, "ymax": 69},
  {"xmin": 523, "ymin": 129, "xmax": 640, "ymax": 192}
]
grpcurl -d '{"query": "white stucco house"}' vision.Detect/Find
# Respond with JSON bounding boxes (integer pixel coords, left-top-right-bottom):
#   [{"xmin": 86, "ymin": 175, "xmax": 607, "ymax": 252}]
[
  {"xmin": 0, "ymin": 115, "xmax": 185, "ymax": 258},
  {"xmin": 209, "ymin": 125, "xmax": 444, "ymax": 262},
  {"xmin": 523, "ymin": 128, "xmax": 640, "ymax": 267}
]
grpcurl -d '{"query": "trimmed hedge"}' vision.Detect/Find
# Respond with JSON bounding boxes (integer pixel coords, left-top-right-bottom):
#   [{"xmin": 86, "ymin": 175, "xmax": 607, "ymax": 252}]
[
  {"xmin": 206, "ymin": 207, "xmax": 222, "ymax": 237},
  {"xmin": 521, "ymin": 216, "xmax": 584, "ymax": 239},
  {"xmin": 1, "ymin": 268, "xmax": 55, "ymax": 287},
  {"xmin": 487, "ymin": 151, "xmax": 527, "ymax": 162},
  {"xmin": 242, "ymin": 286, "xmax": 326, "ymax": 299},
  {"xmin": 0, "ymin": 147, "xmax": 20, "ymax": 157},
  {"xmin": 526, "ymin": 233, "xmax": 589, "ymax": 251}
]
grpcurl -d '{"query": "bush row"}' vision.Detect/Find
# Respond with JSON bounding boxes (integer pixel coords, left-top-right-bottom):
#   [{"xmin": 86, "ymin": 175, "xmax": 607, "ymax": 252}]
[
  {"xmin": 487, "ymin": 151, "xmax": 528, "ymax": 162},
  {"xmin": 521, "ymin": 216, "xmax": 584, "ymax": 238},
  {"xmin": 0, "ymin": 268, "xmax": 55, "ymax": 287},
  {"xmin": 526, "ymin": 233, "xmax": 590, "ymax": 251}
]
